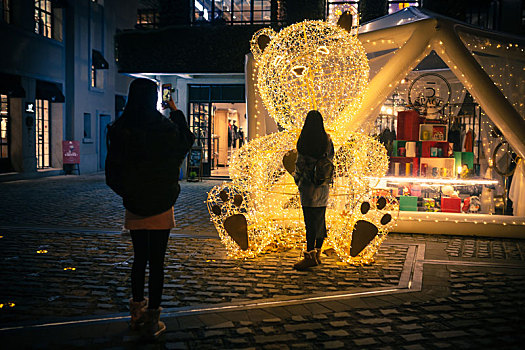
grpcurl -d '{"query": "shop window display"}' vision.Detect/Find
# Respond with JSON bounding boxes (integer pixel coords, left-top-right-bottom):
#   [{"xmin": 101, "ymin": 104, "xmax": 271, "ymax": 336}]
[{"xmin": 374, "ymin": 76, "xmax": 518, "ymax": 216}]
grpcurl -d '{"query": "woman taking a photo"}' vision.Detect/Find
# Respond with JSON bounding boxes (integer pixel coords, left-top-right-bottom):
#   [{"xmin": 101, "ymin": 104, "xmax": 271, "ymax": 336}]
[{"xmin": 106, "ymin": 78, "xmax": 194, "ymax": 339}]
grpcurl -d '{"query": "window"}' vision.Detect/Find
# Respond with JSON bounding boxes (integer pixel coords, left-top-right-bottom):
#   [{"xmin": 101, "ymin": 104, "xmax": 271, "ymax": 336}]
[
  {"xmin": 465, "ymin": 0, "xmax": 500, "ymax": 30},
  {"xmin": 35, "ymin": 0, "xmax": 52, "ymax": 38},
  {"xmin": 34, "ymin": 0, "xmax": 63, "ymax": 40},
  {"xmin": 90, "ymin": 0, "xmax": 105, "ymax": 89},
  {"xmin": 327, "ymin": 1, "xmax": 359, "ymax": 24},
  {"xmin": 0, "ymin": 95, "xmax": 9, "ymax": 161},
  {"xmin": 192, "ymin": 0, "xmax": 274, "ymax": 25},
  {"xmin": 91, "ymin": 50, "xmax": 108, "ymax": 89},
  {"xmin": 1, "ymin": 0, "xmax": 10, "ymax": 23},
  {"xmin": 137, "ymin": 9, "xmax": 160, "ymax": 29},
  {"xmin": 83, "ymin": 113, "xmax": 92, "ymax": 141},
  {"xmin": 35, "ymin": 99, "xmax": 50, "ymax": 169},
  {"xmin": 387, "ymin": 1, "xmax": 420, "ymax": 14}
]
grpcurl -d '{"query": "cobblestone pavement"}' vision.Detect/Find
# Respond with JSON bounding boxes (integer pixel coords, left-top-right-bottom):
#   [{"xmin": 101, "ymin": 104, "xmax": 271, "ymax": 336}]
[
  {"xmin": 0, "ymin": 174, "xmax": 219, "ymax": 236},
  {"xmin": 0, "ymin": 174, "xmax": 524, "ymax": 349},
  {"xmin": 0, "ymin": 230, "xmax": 408, "ymax": 325}
]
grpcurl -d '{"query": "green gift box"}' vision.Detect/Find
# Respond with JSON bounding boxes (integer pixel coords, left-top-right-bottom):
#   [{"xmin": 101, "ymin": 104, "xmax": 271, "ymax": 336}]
[
  {"xmin": 399, "ymin": 196, "xmax": 418, "ymax": 211},
  {"xmin": 454, "ymin": 152, "xmax": 474, "ymax": 173}
]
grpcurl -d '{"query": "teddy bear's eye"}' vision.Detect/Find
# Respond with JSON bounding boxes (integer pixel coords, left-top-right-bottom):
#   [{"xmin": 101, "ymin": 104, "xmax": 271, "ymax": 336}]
[
  {"xmin": 292, "ymin": 65, "xmax": 307, "ymax": 77},
  {"xmin": 317, "ymin": 46, "xmax": 330, "ymax": 55}
]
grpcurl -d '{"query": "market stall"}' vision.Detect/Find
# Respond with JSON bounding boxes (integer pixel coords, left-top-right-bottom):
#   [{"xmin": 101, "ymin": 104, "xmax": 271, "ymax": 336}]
[{"xmin": 348, "ymin": 8, "xmax": 525, "ymax": 237}]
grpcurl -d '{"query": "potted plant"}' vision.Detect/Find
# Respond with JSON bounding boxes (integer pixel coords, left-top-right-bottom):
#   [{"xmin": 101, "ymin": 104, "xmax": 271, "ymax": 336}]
[{"xmin": 188, "ymin": 171, "xmax": 198, "ymax": 182}]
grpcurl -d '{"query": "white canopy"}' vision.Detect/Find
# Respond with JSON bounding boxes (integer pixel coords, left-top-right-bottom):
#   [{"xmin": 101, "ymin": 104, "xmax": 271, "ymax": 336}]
[{"xmin": 350, "ymin": 7, "xmax": 525, "ymax": 160}]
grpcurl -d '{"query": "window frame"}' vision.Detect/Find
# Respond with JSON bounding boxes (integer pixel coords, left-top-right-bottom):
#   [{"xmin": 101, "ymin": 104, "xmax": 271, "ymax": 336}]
[
  {"xmin": 191, "ymin": 0, "xmax": 274, "ymax": 26},
  {"xmin": 387, "ymin": 1, "xmax": 421, "ymax": 14},
  {"xmin": 137, "ymin": 8, "xmax": 160, "ymax": 29},
  {"xmin": 34, "ymin": 0, "xmax": 53, "ymax": 39},
  {"xmin": 326, "ymin": 1, "xmax": 360, "ymax": 24},
  {"xmin": 35, "ymin": 99, "xmax": 51, "ymax": 169},
  {"xmin": 0, "ymin": 94, "xmax": 10, "ymax": 162}
]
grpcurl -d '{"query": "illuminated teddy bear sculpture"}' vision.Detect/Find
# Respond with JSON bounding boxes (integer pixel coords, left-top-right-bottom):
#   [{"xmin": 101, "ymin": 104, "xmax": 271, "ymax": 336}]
[{"xmin": 207, "ymin": 17, "xmax": 399, "ymax": 265}]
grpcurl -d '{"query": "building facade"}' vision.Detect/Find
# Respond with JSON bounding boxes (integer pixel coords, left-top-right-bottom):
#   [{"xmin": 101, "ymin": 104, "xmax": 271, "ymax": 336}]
[
  {"xmin": 0, "ymin": 0, "xmax": 138, "ymax": 177},
  {"xmin": 115, "ymin": 0, "xmax": 524, "ymax": 177}
]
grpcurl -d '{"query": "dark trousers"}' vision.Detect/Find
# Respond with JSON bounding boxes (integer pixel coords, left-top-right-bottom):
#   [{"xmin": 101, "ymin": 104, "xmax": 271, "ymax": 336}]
[
  {"xmin": 130, "ymin": 229, "xmax": 170, "ymax": 309},
  {"xmin": 302, "ymin": 206, "xmax": 327, "ymax": 251}
]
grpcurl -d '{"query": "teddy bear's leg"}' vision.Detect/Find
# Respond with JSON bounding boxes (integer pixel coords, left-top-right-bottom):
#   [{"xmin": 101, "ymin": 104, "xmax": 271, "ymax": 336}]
[
  {"xmin": 208, "ymin": 183, "xmax": 252, "ymax": 256},
  {"xmin": 349, "ymin": 193, "xmax": 398, "ymax": 259}
]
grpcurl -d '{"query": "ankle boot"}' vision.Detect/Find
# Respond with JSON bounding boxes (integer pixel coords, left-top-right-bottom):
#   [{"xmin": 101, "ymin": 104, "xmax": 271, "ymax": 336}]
[
  {"xmin": 293, "ymin": 250, "xmax": 319, "ymax": 270},
  {"xmin": 142, "ymin": 307, "xmax": 166, "ymax": 339},
  {"xmin": 315, "ymin": 248, "xmax": 322, "ymax": 264},
  {"xmin": 129, "ymin": 298, "xmax": 148, "ymax": 331}
]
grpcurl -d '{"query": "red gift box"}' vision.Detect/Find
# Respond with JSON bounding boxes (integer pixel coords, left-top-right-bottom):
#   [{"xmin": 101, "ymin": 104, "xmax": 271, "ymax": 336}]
[
  {"xmin": 441, "ymin": 197, "xmax": 461, "ymax": 213},
  {"xmin": 397, "ymin": 110, "xmax": 422, "ymax": 141}
]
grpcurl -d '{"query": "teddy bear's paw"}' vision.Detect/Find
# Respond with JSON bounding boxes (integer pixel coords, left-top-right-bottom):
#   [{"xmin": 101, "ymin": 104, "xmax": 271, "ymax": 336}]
[
  {"xmin": 224, "ymin": 214, "xmax": 248, "ymax": 250},
  {"xmin": 349, "ymin": 194, "xmax": 397, "ymax": 258},
  {"xmin": 208, "ymin": 184, "xmax": 250, "ymax": 251}
]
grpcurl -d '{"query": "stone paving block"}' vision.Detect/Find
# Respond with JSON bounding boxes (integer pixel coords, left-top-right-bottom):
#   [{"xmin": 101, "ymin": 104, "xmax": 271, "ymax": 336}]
[
  {"xmin": 353, "ymin": 337, "xmax": 377, "ymax": 346},
  {"xmin": 329, "ymin": 320, "xmax": 349, "ymax": 328},
  {"xmin": 323, "ymin": 340, "xmax": 346, "ymax": 349},
  {"xmin": 253, "ymin": 334, "xmax": 295, "ymax": 344},
  {"xmin": 432, "ymin": 330, "xmax": 470, "ymax": 339},
  {"xmin": 397, "ymin": 323, "xmax": 423, "ymax": 331},
  {"xmin": 324, "ymin": 329, "xmax": 350, "ymax": 337},
  {"xmin": 263, "ymin": 344, "xmax": 290, "ymax": 350},
  {"xmin": 403, "ymin": 345, "xmax": 426, "ymax": 350},
  {"xmin": 380, "ymin": 308, "xmax": 400, "ymax": 315},
  {"xmin": 401, "ymin": 333, "xmax": 426, "ymax": 342},
  {"xmin": 359, "ymin": 317, "xmax": 393, "ymax": 325},
  {"xmin": 284, "ymin": 323, "xmax": 323, "ymax": 332}
]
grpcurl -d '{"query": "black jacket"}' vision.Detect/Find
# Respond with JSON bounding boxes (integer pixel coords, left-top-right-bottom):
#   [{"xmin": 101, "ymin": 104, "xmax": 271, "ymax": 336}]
[{"xmin": 105, "ymin": 110, "xmax": 195, "ymax": 216}]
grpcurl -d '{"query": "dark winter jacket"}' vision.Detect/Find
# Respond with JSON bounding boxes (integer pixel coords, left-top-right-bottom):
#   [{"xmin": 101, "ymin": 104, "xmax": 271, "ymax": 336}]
[
  {"xmin": 293, "ymin": 135, "xmax": 334, "ymax": 207},
  {"xmin": 105, "ymin": 110, "xmax": 194, "ymax": 216}
]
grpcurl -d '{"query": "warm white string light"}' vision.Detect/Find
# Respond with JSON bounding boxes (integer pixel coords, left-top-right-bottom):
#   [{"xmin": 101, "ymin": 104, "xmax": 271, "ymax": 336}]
[{"xmin": 207, "ymin": 20, "xmax": 399, "ymax": 265}]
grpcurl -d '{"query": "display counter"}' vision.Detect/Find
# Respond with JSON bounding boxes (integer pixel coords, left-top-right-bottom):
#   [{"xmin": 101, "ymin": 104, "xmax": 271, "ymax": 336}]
[{"xmin": 393, "ymin": 211, "xmax": 525, "ymax": 238}]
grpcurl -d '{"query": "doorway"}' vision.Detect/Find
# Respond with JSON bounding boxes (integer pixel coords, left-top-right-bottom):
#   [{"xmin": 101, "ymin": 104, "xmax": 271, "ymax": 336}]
[
  {"xmin": 99, "ymin": 114, "xmax": 111, "ymax": 170},
  {"xmin": 188, "ymin": 84, "xmax": 245, "ymax": 177},
  {"xmin": 0, "ymin": 94, "xmax": 11, "ymax": 173},
  {"xmin": 35, "ymin": 99, "xmax": 50, "ymax": 169}
]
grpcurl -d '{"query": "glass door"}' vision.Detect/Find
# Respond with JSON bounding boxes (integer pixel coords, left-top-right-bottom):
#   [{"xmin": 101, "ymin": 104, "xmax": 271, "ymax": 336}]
[
  {"xmin": 0, "ymin": 94, "xmax": 11, "ymax": 172},
  {"xmin": 35, "ymin": 99, "xmax": 50, "ymax": 169},
  {"xmin": 189, "ymin": 102, "xmax": 212, "ymax": 176}
]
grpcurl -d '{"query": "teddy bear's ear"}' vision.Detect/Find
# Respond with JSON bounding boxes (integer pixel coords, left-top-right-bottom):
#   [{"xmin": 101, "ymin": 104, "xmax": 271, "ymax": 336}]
[
  {"xmin": 251, "ymin": 28, "xmax": 276, "ymax": 61},
  {"xmin": 336, "ymin": 7, "xmax": 359, "ymax": 35}
]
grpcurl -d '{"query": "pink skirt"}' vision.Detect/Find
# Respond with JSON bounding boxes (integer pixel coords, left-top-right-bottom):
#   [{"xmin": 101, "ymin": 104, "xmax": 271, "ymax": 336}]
[{"xmin": 124, "ymin": 207, "xmax": 175, "ymax": 230}]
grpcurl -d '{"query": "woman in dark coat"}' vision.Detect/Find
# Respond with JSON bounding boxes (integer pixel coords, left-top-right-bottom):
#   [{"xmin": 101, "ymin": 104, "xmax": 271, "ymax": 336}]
[
  {"xmin": 293, "ymin": 110, "xmax": 334, "ymax": 270},
  {"xmin": 105, "ymin": 78, "xmax": 194, "ymax": 338}
]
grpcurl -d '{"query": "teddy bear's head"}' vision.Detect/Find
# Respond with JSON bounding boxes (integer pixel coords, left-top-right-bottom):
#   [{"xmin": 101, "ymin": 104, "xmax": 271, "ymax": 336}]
[{"xmin": 251, "ymin": 20, "xmax": 369, "ymax": 133}]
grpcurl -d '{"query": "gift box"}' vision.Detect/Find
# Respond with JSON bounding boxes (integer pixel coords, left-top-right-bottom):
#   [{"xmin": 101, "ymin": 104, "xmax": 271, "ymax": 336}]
[
  {"xmin": 399, "ymin": 196, "xmax": 418, "ymax": 211},
  {"xmin": 454, "ymin": 152, "xmax": 474, "ymax": 173},
  {"xmin": 397, "ymin": 110, "xmax": 422, "ymax": 141},
  {"xmin": 441, "ymin": 197, "xmax": 461, "ymax": 213},
  {"xmin": 423, "ymin": 198, "xmax": 437, "ymax": 212},
  {"xmin": 411, "ymin": 184, "xmax": 422, "ymax": 197}
]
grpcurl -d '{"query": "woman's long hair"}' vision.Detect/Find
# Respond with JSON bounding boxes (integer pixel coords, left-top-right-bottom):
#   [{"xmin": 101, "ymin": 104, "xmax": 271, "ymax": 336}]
[
  {"xmin": 297, "ymin": 110, "xmax": 328, "ymax": 159},
  {"xmin": 120, "ymin": 78, "xmax": 159, "ymax": 124}
]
